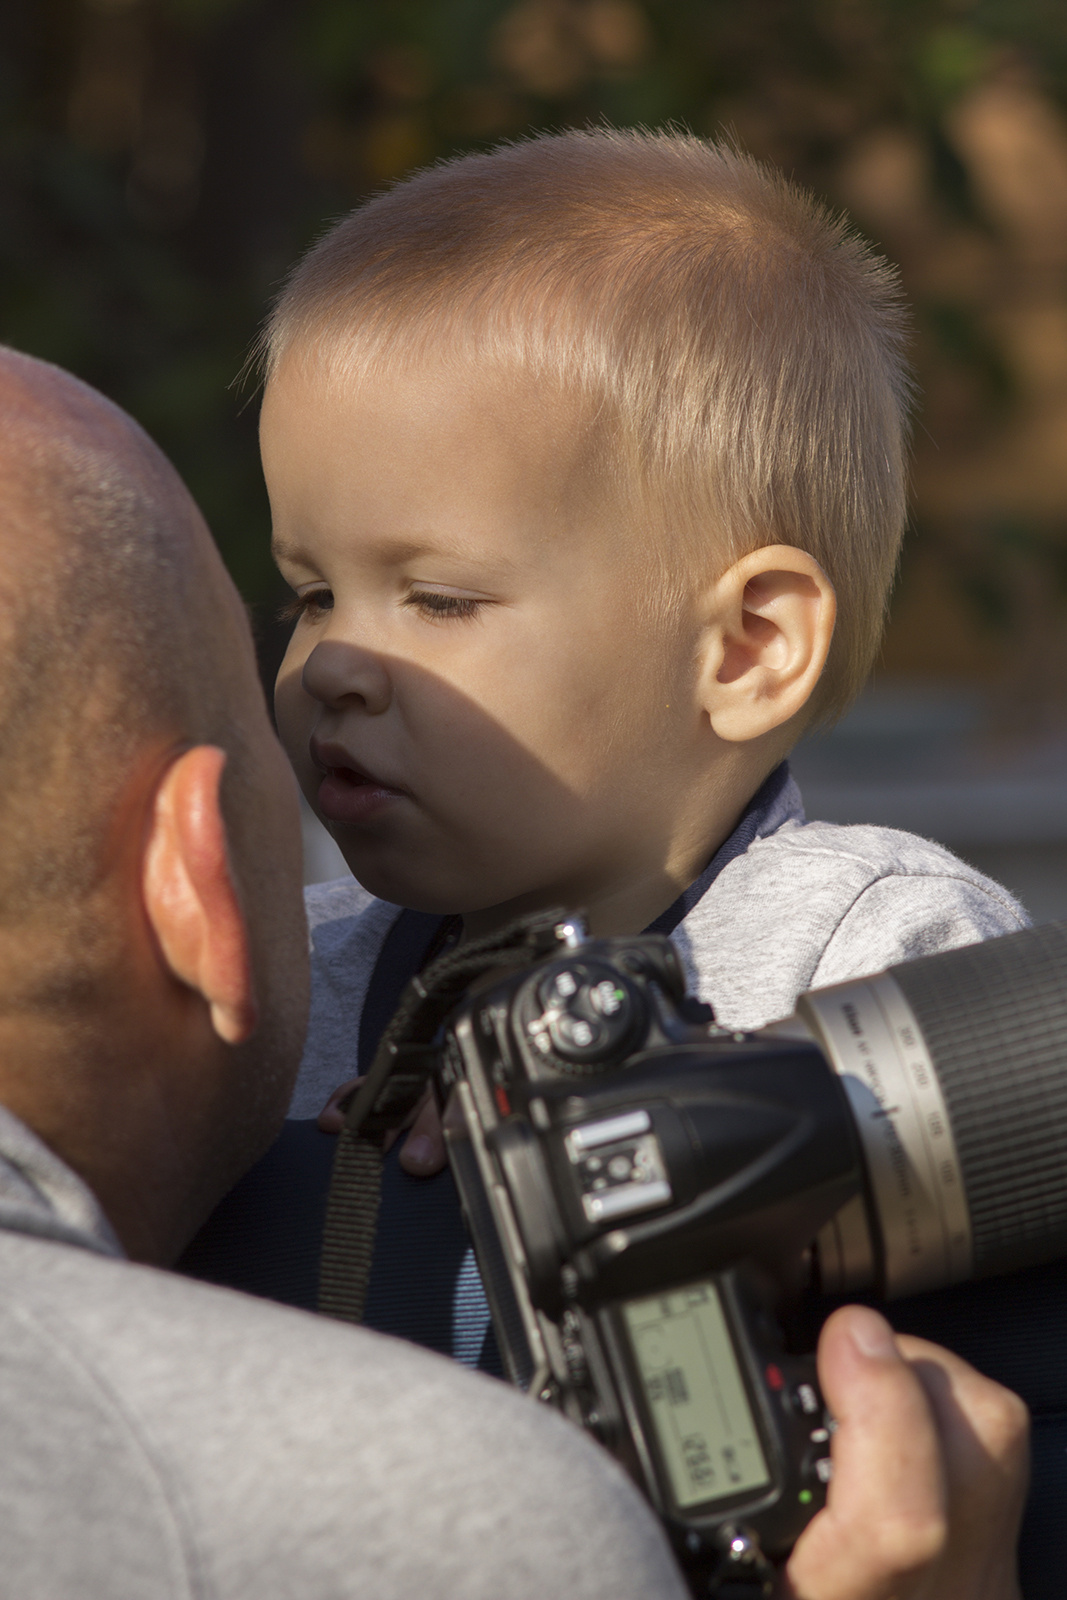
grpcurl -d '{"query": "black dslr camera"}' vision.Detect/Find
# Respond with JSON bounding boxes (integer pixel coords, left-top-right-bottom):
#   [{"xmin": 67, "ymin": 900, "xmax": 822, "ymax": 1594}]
[
  {"xmin": 438, "ymin": 921, "xmax": 848, "ymax": 1589},
  {"xmin": 324, "ymin": 913, "xmax": 1067, "ymax": 1596}
]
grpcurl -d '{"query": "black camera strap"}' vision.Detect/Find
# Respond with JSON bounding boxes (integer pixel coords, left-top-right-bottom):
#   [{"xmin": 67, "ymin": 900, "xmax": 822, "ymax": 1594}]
[{"xmin": 318, "ymin": 908, "xmax": 574, "ymax": 1324}]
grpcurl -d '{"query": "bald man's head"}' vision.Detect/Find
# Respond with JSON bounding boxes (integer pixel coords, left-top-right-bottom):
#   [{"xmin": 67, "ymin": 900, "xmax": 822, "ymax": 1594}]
[
  {"xmin": 0, "ymin": 350, "xmax": 307, "ymax": 1258},
  {"xmin": 0, "ymin": 349, "xmax": 289, "ymax": 1006}
]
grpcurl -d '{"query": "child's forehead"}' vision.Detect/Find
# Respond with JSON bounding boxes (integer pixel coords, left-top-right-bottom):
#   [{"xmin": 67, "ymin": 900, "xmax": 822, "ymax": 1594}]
[
  {"xmin": 261, "ymin": 347, "xmax": 682, "ymax": 595},
  {"xmin": 267, "ymin": 333, "xmax": 574, "ymax": 428},
  {"xmin": 263, "ymin": 338, "xmax": 626, "ymax": 515}
]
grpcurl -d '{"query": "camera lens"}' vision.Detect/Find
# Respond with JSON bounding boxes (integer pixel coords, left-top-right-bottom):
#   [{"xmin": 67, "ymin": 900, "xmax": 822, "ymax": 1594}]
[{"xmin": 798, "ymin": 921, "xmax": 1067, "ymax": 1297}]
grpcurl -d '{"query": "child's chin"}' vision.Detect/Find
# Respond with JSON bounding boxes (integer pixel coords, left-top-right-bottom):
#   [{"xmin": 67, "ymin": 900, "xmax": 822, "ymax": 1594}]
[{"xmin": 337, "ymin": 854, "xmax": 465, "ymax": 917}]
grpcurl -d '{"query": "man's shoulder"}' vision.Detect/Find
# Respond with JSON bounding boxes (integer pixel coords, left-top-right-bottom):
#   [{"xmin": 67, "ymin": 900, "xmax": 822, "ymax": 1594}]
[
  {"xmin": 676, "ymin": 817, "xmax": 1029, "ymax": 1029},
  {"xmin": 0, "ymin": 1231, "xmax": 197, "ymax": 1597},
  {"xmin": 0, "ymin": 1228, "xmax": 684, "ymax": 1600}
]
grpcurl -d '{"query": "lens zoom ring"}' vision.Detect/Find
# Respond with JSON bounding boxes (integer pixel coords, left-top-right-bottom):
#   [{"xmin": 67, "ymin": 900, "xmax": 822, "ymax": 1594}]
[{"xmin": 890, "ymin": 922, "xmax": 1067, "ymax": 1279}]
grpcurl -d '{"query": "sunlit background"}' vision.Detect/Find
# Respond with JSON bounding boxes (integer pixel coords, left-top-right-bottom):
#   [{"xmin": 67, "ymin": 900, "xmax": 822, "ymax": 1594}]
[{"xmin": 4, "ymin": 1, "xmax": 1067, "ymax": 909}]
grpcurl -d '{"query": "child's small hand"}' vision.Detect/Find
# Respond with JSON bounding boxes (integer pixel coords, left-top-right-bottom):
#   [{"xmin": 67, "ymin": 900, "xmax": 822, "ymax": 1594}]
[{"xmin": 317, "ymin": 1080, "xmax": 448, "ymax": 1176}]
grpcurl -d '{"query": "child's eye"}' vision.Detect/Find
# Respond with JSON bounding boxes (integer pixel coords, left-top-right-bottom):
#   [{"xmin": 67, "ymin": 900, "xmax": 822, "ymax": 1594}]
[
  {"xmin": 404, "ymin": 590, "xmax": 485, "ymax": 623},
  {"xmin": 278, "ymin": 588, "xmax": 334, "ymax": 624}
]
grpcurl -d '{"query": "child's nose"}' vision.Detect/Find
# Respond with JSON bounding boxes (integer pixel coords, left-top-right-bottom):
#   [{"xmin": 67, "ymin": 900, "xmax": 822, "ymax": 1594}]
[{"xmin": 301, "ymin": 638, "xmax": 392, "ymax": 715}]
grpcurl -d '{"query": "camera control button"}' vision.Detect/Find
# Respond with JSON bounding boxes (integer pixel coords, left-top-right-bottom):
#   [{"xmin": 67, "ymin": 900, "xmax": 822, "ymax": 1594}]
[
  {"xmin": 590, "ymin": 978, "xmax": 625, "ymax": 1016},
  {"xmin": 534, "ymin": 960, "xmax": 640, "ymax": 1063},
  {"xmin": 802, "ymin": 1448, "xmax": 833, "ymax": 1485},
  {"xmin": 557, "ymin": 1015, "xmax": 600, "ymax": 1050},
  {"xmin": 794, "ymin": 1383, "xmax": 820, "ymax": 1416}
]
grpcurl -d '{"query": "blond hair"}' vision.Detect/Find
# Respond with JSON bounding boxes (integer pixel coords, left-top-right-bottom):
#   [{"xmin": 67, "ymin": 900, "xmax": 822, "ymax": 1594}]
[{"xmin": 261, "ymin": 129, "xmax": 911, "ymax": 719}]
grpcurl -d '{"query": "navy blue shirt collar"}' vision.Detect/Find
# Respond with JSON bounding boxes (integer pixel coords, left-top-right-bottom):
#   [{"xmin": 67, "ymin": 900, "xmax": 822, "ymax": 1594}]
[{"xmin": 644, "ymin": 761, "xmax": 798, "ymax": 937}]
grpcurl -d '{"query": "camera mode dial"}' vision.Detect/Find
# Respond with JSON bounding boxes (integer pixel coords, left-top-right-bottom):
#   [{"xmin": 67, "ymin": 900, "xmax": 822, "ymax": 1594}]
[{"xmin": 526, "ymin": 959, "xmax": 643, "ymax": 1067}]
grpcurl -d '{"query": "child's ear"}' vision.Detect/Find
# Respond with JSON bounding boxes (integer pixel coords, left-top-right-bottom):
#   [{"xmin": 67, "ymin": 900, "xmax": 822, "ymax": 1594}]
[
  {"xmin": 141, "ymin": 745, "xmax": 258, "ymax": 1045},
  {"xmin": 697, "ymin": 545, "xmax": 836, "ymax": 742}
]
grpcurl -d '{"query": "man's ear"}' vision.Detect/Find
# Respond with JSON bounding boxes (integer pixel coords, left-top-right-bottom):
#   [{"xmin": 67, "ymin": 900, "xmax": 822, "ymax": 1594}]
[
  {"xmin": 141, "ymin": 745, "xmax": 257, "ymax": 1045},
  {"xmin": 698, "ymin": 545, "xmax": 836, "ymax": 742}
]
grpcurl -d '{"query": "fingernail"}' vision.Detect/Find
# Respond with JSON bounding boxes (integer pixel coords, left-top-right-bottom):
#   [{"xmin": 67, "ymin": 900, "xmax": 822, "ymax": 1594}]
[
  {"xmin": 847, "ymin": 1307, "xmax": 897, "ymax": 1359},
  {"xmin": 405, "ymin": 1134, "xmax": 435, "ymax": 1168}
]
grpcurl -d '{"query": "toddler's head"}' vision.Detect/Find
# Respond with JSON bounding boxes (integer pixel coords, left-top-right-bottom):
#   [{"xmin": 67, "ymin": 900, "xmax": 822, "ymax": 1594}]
[{"xmin": 261, "ymin": 130, "xmax": 910, "ymax": 935}]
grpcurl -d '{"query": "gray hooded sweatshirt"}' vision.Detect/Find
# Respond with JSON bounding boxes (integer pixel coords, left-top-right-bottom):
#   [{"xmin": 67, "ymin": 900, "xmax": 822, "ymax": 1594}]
[{"xmin": 0, "ymin": 1104, "xmax": 687, "ymax": 1599}]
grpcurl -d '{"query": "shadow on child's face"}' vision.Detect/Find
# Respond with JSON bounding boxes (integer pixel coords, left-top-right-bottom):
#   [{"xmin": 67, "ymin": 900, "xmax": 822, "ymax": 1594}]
[
  {"xmin": 275, "ymin": 637, "xmax": 698, "ymax": 936},
  {"xmin": 263, "ymin": 347, "xmax": 716, "ymax": 934}
]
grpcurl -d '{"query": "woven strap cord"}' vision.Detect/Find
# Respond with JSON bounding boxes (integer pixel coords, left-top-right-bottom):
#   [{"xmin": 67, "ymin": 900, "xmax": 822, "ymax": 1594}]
[{"xmin": 318, "ymin": 908, "xmax": 574, "ymax": 1324}]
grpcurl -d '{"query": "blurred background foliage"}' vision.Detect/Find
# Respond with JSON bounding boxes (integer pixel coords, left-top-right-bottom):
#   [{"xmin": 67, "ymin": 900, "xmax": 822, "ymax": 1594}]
[{"xmin": 2, "ymin": 0, "xmax": 1067, "ymax": 715}]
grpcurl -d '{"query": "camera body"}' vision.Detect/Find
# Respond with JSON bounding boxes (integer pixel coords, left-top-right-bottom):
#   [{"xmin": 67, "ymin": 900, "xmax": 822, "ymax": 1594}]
[
  {"xmin": 327, "ymin": 913, "xmax": 1067, "ymax": 1589},
  {"xmin": 436, "ymin": 924, "xmax": 859, "ymax": 1576}
]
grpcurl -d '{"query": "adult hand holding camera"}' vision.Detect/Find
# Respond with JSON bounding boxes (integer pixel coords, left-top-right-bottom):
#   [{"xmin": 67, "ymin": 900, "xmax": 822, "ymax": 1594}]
[{"xmin": 784, "ymin": 1306, "xmax": 1028, "ymax": 1600}]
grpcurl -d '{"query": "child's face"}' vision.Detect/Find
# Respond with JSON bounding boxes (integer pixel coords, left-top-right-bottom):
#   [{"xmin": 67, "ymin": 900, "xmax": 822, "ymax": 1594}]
[{"xmin": 263, "ymin": 351, "xmax": 721, "ymax": 935}]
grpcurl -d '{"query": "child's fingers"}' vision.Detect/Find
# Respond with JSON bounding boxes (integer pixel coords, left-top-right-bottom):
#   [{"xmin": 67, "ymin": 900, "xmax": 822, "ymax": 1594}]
[
  {"xmin": 316, "ymin": 1077, "xmax": 361, "ymax": 1134},
  {"xmin": 317, "ymin": 1080, "xmax": 448, "ymax": 1174},
  {"xmin": 398, "ymin": 1093, "xmax": 448, "ymax": 1175},
  {"xmin": 315, "ymin": 1076, "xmax": 409, "ymax": 1145}
]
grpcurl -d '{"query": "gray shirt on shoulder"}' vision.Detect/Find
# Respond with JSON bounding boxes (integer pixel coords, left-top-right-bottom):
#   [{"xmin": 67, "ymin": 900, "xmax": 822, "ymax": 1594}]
[
  {"xmin": 292, "ymin": 770, "xmax": 1029, "ymax": 1117},
  {"xmin": 0, "ymin": 1104, "xmax": 687, "ymax": 1599}
]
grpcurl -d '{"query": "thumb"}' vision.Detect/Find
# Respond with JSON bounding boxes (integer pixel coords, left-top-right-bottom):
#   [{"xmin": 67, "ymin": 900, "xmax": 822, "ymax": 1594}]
[{"xmin": 783, "ymin": 1306, "xmax": 947, "ymax": 1600}]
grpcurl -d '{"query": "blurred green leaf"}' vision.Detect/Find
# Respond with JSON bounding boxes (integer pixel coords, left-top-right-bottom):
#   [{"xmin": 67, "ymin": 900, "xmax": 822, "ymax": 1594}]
[{"xmin": 916, "ymin": 26, "xmax": 993, "ymax": 108}]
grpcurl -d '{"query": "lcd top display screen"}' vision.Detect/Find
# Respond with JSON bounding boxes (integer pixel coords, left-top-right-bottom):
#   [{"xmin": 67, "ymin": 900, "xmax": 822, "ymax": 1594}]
[{"xmin": 622, "ymin": 1280, "xmax": 771, "ymax": 1510}]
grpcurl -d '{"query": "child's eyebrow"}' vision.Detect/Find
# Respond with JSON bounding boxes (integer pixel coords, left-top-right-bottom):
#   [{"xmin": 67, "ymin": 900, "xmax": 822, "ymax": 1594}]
[
  {"xmin": 271, "ymin": 536, "xmax": 313, "ymax": 569},
  {"xmin": 272, "ymin": 531, "xmax": 519, "ymax": 577},
  {"xmin": 372, "ymin": 534, "xmax": 519, "ymax": 576}
]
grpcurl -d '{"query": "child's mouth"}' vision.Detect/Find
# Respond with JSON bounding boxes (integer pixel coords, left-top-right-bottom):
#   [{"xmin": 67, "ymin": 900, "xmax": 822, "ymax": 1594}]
[{"xmin": 312, "ymin": 749, "xmax": 406, "ymax": 827}]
